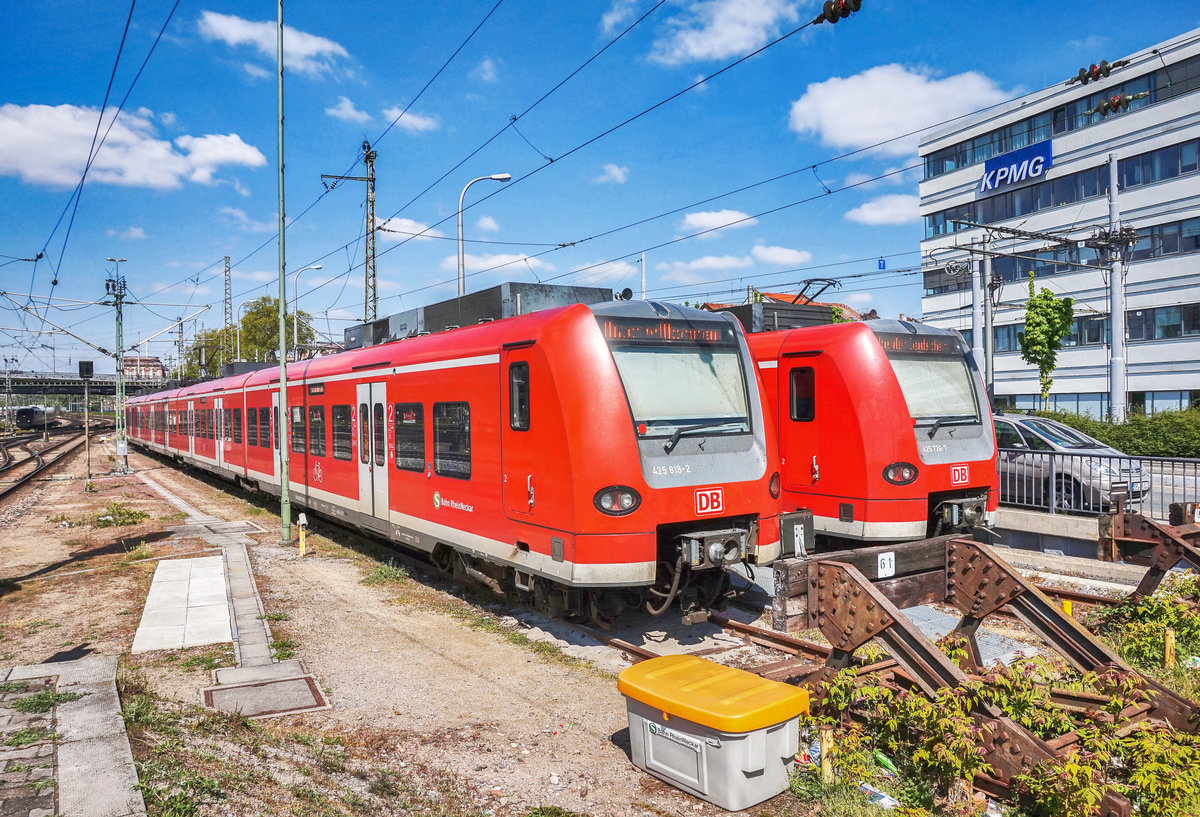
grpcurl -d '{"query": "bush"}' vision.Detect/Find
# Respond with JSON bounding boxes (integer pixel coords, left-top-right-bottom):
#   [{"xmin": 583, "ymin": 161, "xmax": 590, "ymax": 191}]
[{"xmin": 1035, "ymin": 409, "xmax": 1200, "ymax": 458}]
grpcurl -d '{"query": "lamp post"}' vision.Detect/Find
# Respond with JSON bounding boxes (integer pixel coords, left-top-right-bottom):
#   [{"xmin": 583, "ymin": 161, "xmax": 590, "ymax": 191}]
[
  {"xmin": 292, "ymin": 264, "xmax": 322, "ymax": 360},
  {"xmin": 106, "ymin": 257, "xmax": 129, "ymax": 473},
  {"xmin": 457, "ymin": 173, "xmax": 510, "ymax": 297}
]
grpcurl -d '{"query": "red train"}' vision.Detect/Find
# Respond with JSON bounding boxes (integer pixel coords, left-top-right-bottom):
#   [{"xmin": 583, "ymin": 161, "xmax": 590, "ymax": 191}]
[
  {"xmin": 748, "ymin": 319, "xmax": 997, "ymax": 549},
  {"xmin": 127, "ymin": 301, "xmax": 782, "ymax": 621}
]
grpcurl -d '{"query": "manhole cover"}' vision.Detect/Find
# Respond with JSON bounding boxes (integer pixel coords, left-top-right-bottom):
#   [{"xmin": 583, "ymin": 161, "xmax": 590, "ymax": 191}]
[{"xmin": 202, "ymin": 675, "xmax": 330, "ymax": 719}]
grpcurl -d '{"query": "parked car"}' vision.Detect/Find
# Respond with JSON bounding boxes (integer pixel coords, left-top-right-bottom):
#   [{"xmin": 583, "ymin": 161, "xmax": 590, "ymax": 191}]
[{"xmin": 992, "ymin": 413, "xmax": 1151, "ymax": 512}]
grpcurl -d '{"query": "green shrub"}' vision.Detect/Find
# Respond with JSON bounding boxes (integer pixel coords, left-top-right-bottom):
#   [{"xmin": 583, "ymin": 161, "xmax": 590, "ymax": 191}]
[{"xmin": 1035, "ymin": 408, "xmax": 1200, "ymax": 458}]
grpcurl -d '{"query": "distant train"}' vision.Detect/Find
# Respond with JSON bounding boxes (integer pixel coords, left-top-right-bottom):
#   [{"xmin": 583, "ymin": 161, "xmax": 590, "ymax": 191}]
[
  {"xmin": 14, "ymin": 405, "xmax": 56, "ymax": 430},
  {"xmin": 748, "ymin": 320, "xmax": 998, "ymax": 548},
  {"xmin": 127, "ymin": 301, "xmax": 783, "ymax": 621}
]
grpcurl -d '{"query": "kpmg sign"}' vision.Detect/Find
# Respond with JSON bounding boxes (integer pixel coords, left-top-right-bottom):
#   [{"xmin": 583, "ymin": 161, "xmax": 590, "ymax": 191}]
[{"xmin": 979, "ymin": 140, "xmax": 1053, "ymax": 193}]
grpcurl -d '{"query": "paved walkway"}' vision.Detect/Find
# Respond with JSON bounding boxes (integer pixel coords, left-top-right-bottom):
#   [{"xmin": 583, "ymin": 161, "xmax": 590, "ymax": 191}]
[
  {"xmin": 131, "ymin": 557, "xmax": 231, "ymax": 654},
  {"xmin": 1, "ymin": 656, "xmax": 144, "ymax": 817}
]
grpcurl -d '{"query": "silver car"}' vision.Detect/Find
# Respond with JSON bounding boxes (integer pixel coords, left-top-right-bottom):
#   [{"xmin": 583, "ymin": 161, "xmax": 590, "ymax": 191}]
[{"xmin": 993, "ymin": 414, "xmax": 1151, "ymax": 513}]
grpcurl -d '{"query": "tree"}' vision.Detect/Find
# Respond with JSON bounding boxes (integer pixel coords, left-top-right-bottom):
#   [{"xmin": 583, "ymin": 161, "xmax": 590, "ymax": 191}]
[
  {"xmin": 1018, "ymin": 271, "xmax": 1074, "ymax": 408},
  {"xmin": 181, "ymin": 297, "xmax": 314, "ymax": 381}
]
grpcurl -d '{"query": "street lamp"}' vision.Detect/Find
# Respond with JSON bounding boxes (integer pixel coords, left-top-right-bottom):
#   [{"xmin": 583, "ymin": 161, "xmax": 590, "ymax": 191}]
[
  {"xmin": 292, "ymin": 264, "xmax": 323, "ymax": 360},
  {"xmin": 457, "ymin": 173, "xmax": 510, "ymax": 297}
]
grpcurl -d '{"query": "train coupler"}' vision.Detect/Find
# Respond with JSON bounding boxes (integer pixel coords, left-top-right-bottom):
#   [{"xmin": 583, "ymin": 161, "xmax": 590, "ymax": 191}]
[{"xmin": 679, "ymin": 527, "xmax": 749, "ymax": 570}]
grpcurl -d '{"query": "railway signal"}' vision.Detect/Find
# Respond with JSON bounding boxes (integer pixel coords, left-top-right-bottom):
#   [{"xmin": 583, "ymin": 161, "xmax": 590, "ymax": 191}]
[{"xmin": 813, "ymin": 0, "xmax": 862, "ymax": 25}]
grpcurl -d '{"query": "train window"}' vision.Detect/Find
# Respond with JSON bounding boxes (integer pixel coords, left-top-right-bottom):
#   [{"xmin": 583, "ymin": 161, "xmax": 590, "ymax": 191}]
[
  {"xmin": 394, "ymin": 403, "xmax": 424, "ymax": 471},
  {"xmin": 247, "ymin": 408, "xmax": 258, "ymax": 447},
  {"xmin": 223, "ymin": 409, "xmax": 232, "ymax": 442},
  {"xmin": 509, "ymin": 362, "xmax": 530, "ymax": 431},
  {"xmin": 260, "ymin": 407, "xmax": 271, "ymax": 448},
  {"xmin": 208, "ymin": 409, "xmax": 215, "ymax": 439},
  {"xmin": 359, "ymin": 404, "xmax": 369, "ymax": 464},
  {"xmin": 331, "ymin": 405, "xmax": 352, "ymax": 460},
  {"xmin": 273, "ymin": 407, "xmax": 280, "ymax": 450},
  {"xmin": 789, "ymin": 368, "xmax": 815, "ymax": 422},
  {"xmin": 373, "ymin": 403, "xmax": 385, "ymax": 467},
  {"xmin": 291, "ymin": 406, "xmax": 306, "ymax": 453},
  {"xmin": 232, "ymin": 408, "xmax": 242, "ymax": 444},
  {"xmin": 309, "ymin": 406, "xmax": 326, "ymax": 457},
  {"xmin": 433, "ymin": 402, "xmax": 471, "ymax": 480}
]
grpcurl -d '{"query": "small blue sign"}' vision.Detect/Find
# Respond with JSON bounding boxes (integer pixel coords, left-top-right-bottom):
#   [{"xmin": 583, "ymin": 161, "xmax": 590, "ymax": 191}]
[
  {"xmin": 979, "ymin": 140, "xmax": 1054, "ymax": 193},
  {"xmin": 877, "ymin": 258, "xmax": 886, "ymax": 271}
]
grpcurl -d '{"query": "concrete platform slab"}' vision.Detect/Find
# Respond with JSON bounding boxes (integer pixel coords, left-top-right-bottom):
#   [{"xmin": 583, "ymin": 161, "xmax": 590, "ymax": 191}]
[
  {"xmin": 132, "ymin": 557, "xmax": 233, "ymax": 654},
  {"xmin": 202, "ymin": 675, "xmax": 330, "ymax": 719},
  {"xmin": 213, "ymin": 660, "xmax": 307, "ymax": 686}
]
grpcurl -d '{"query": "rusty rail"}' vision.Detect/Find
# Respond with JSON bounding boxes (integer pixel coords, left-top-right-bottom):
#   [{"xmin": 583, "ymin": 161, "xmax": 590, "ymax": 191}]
[{"xmin": 1100, "ymin": 495, "xmax": 1200, "ymax": 600}]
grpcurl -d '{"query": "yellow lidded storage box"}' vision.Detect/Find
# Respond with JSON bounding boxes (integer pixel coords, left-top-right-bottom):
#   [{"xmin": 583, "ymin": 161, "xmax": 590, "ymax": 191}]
[{"xmin": 618, "ymin": 654, "xmax": 809, "ymax": 811}]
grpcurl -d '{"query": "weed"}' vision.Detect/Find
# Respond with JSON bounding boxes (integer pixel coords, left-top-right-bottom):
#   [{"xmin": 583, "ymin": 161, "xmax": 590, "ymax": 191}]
[
  {"xmin": 257, "ymin": 611, "xmax": 291, "ymax": 622},
  {"xmin": 12, "ymin": 689, "xmax": 87, "ymax": 713},
  {"xmin": 136, "ymin": 768, "xmax": 223, "ymax": 817},
  {"xmin": 367, "ymin": 771, "xmax": 399, "ymax": 797},
  {"xmin": 270, "ymin": 638, "xmax": 299, "ymax": 660},
  {"xmin": 120, "ymin": 542, "xmax": 154, "ymax": 564},
  {"xmin": 4, "ymin": 727, "xmax": 55, "ymax": 747},
  {"xmin": 94, "ymin": 502, "xmax": 150, "ymax": 528},
  {"xmin": 525, "ymin": 809, "xmax": 590, "ymax": 817},
  {"xmin": 177, "ymin": 647, "xmax": 236, "ymax": 673},
  {"xmin": 0, "ymin": 681, "xmax": 29, "ymax": 693},
  {"xmin": 30, "ymin": 778, "xmax": 55, "ymax": 793},
  {"xmin": 362, "ymin": 560, "xmax": 408, "ymax": 586}
]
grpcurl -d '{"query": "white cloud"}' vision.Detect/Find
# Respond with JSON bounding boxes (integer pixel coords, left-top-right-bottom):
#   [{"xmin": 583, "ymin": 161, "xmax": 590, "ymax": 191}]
[
  {"xmin": 592, "ymin": 163, "xmax": 629, "ymax": 184},
  {"xmin": 656, "ymin": 254, "xmax": 752, "ymax": 284},
  {"xmin": 751, "ymin": 244, "xmax": 811, "ymax": 266},
  {"xmin": 844, "ymin": 194, "xmax": 920, "ymax": 225},
  {"xmin": 789, "ymin": 64, "xmax": 1013, "ymax": 157},
  {"xmin": 106, "ymin": 226, "xmax": 147, "ymax": 241},
  {"xmin": 570, "ymin": 259, "xmax": 639, "ymax": 286},
  {"xmin": 472, "ymin": 57, "xmax": 498, "ymax": 83},
  {"xmin": 376, "ymin": 217, "xmax": 444, "ymax": 241},
  {"xmin": 0, "ymin": 104, "xmax": 265, "ymax": 189},
  {"xmin": 326, "ymin": 96, "xmax": 371, "ymax": 124},
  {"xmin": 220, "ymin": 206, "xmax": 275, "ymax": 233},
  {"xmin": 381, "ymin": 107, "xmax": 439, "ymax": 133},
  {"xmin": 651, "ymin": 0, "xmax": 799, "ymax": 65},
  {"xmin": 680, "ymin": 209, "xmax": 757, "ymax": 237},
  {"xmin": 846, "ymin": 292, "xmax": 875, "ymax": 306},
  {"xmin": 1067, "ymin": 35, "xmax": 1107, "ymax": 51},
  {"xmin": 198, "ymin": 11, "xmax": 351, "ymax": 78},
  {"xmin": 232, "ymin": 268, "xmax": 278, "ymax": 283},
  {"xmin": 476, "ymin": 215, "xmax": 499, "ymax": 232},
  {"xmin": 440, "ymin": 253, "xmax": 555, "ymax": 275},
  {"xmin": 242, "ymin": 62, "xmax": 270, "ymax": 79},
  {"xmin": 602, "ymin": 0, "xmax": 639, "ymax": 33}
]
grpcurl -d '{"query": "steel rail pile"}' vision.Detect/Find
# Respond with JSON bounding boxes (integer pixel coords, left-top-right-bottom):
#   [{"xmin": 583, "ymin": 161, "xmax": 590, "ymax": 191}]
[
  {"xmin": 1101, "ymin": 495, "xmax": 1200, "ymax": 600},
  {"xmin": 763, "ymin": 535, "xmax": 1199, "ymax": 817}
]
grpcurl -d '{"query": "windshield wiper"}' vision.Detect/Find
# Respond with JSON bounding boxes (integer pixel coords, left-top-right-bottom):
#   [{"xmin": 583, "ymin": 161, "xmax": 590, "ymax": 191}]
[
  {"xmin": 663, "ymin": 421, "xmax": 740, "ymax": 454},
  {"xmin": 920, "ymin": 415, "xmax": 978, "ymax": 438}
]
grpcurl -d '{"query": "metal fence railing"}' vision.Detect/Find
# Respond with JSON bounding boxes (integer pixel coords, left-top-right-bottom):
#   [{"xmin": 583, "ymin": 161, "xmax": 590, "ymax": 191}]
[{"xmin": 997, "ymin": 448, "xmax": 1200, "ymax": 520}]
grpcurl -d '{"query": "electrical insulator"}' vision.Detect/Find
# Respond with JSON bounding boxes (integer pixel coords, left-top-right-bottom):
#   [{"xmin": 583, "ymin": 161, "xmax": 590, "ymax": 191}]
[{"xmin": 814, "ymin": 0, "xmax": 862, "ymax": 24}]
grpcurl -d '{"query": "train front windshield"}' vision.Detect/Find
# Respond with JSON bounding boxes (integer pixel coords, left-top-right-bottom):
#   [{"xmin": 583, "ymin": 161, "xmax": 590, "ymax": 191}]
[
  {"xmin": 599, "ymin": 316, "xmax": 750, "ymax": 437},
  {"xmin": 874, "ymin": 332, "xmax": 980, "ymax": 428}
]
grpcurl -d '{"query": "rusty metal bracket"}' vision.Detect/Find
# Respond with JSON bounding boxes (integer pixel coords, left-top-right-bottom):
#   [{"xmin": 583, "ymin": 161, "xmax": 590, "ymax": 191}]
[{"xmin": 1100, "ymin": 498, "xmax": 1200, "ymax": 600}]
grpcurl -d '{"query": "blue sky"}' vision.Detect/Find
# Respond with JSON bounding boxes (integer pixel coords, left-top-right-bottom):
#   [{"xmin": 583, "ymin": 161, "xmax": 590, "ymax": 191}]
[{"xmin": 2, "ymin": 1, "xmax": 1198, "ymax": 374}]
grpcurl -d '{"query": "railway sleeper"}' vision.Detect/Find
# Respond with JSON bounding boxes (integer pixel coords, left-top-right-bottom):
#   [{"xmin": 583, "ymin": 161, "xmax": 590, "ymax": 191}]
[{"xmin": 767, "ymin": 535, "xmax": 1200, "ymax": 817}]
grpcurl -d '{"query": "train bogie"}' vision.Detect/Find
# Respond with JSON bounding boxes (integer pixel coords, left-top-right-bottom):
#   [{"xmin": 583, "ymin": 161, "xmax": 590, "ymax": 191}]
[{"xmin": 128, "ymin": 300, "xmax": 782, "ymax": 622}]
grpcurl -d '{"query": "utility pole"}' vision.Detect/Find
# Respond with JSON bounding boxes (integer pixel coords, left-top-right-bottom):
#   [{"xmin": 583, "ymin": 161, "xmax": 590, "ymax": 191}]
[
  {"xmin": 105, "ymin": 263, "xmax": 129, "ymax": 473},
  {"xmin": 321, "ymin": 140, "xmax": 378, "ymax": 323},
  {"xmin": 276, "ymin": 0, "xmax": 292, "ymax": 547},
  {"xmin": 223, "ymin": 256, "xmax": 233, "ymax": 368}
]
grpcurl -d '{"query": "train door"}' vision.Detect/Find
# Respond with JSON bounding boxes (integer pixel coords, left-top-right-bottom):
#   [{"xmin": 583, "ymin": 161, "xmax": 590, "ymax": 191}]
[
  {"xmin": 356, "ymin": 382, "xmax": 389, "ymax": 527},
  {"xmin": 187, "ymin": 400, "xmax": 195, "ymax": 457},
  {"xmin": 214, "ymin": 397, "xmax": 224, "ymax": 469},
  {"xmin": 501, "ymin": 349, "xmax": 538, "ymax": 520},
  {"xmin": 779, "ymin": 354, "xmax": 821, "ymax": 493}
]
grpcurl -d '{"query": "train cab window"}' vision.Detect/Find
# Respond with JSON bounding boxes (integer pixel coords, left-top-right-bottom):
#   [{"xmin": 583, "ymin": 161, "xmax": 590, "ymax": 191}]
[
  {"xmin": 247, "ymin": 408, "xmax": 258, "ymax": 447},
  {"xmin": 259, "ymin": 407, "xmax": 271, "ymax": 448},
  {"xmin": 509, "ymin": 362, "xmax": 530, "ymax": 431},
  {"xmin": 291, "ymin": 406, "xmax": 306, "ymax": 453},
  {"xmin": 789, "ymin": 367, "xmax": 815, "ymax": 422},
  {"xmin": 394, "ymin": 403, "xmax": 424, "ymax": 471},
  {"xmin": 358, "ymin": 404, "xmax": 369, "ymax": 464},
  {"xmin": 309, "ymin": 406, "xmax": 326, "ymax": 457},
  {"xmin": 232, "ymin": 408, "xmax": 242, "ymax": 444},
  {"xmin": 433, "ymin": 402, "xmax": 471, "ymax": 480},
  {"xmin": 373, "ymin": 403, "xmax": 386, "ymax": 467},
  {"xmin": 223, "ymin": 409, "xmax": 232, "ymax": 442},
  {"xmin": 331, "ymin": 405, "xmax": 352, "ymax": 460}
]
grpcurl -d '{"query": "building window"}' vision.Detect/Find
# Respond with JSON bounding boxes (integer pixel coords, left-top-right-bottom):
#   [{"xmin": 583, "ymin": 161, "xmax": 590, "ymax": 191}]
[
  {"xmin": 394, "ymin": 403, "xmax": 424, "ymax": 472},
  {"xmin": 309, "ymin": 406, "xmax": 326, "ymax": 457},
  {"xmin": 433, "ymin": 402, "xmax": 471, "ymax": 479},
  {"xmin": 331, "ymin": 405, "xmax": 352, "ymax": 461}
]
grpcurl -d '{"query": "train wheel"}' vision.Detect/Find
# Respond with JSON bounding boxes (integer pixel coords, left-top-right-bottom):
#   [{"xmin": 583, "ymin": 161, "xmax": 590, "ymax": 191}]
[
  {"xmin": 432, "ymin": 544, "xmax": 456, "ymax": 574},
  {"xmin": 588, "ymin": 590, "xmax": 626, "ymax": 628}
]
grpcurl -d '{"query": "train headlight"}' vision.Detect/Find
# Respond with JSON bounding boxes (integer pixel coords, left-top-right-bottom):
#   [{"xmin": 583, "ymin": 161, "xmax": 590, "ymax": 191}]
[
  {"xmin": 882, "ymin": 462, "xmax": 918, "ymax": 485},
  {"xmin": 594, "ymin": 486, "xmax": 641, "ymax": 516},
  {"xmin": 769, "ymin": 471, "xmax": 781, "ymax": 499}
]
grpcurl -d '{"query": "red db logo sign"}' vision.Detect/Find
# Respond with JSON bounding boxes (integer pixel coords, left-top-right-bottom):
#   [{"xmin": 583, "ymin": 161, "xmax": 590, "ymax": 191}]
[
  {"xmin": 951, "ymin": 464, "xmax": 969, "ymax": 486},
  {"xmin": 696, "ymin": 487, "xmax": 724, "ymax": 516}
]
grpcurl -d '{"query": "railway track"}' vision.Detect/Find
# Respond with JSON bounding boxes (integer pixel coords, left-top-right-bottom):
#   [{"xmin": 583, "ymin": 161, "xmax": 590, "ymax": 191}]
[{"xmin": 0, "ymin": 427, "xmax": 89, "ymax": 500}]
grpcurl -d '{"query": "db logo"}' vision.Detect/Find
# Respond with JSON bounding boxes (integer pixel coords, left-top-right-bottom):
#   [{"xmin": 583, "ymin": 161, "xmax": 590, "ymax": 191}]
[
  {"xmin": 695, "ymin": 487, "xmax": 724, "ymax": 516},
  {"xmin": 951, "ymin": 464, "xmax": 969, "ymax": 486}
]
